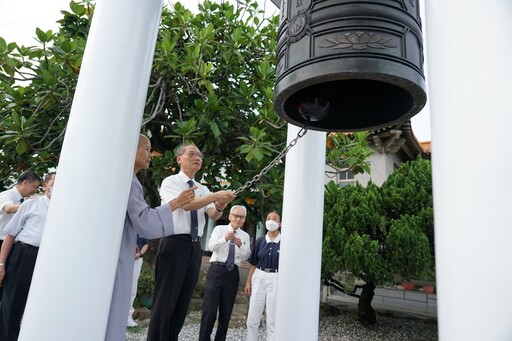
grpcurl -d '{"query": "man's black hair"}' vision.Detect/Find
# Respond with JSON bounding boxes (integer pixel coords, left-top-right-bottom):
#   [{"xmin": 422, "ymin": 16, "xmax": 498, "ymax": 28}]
[{"xmin": 17, "ymin": 171, "xmax": 41, "ymax": 184}]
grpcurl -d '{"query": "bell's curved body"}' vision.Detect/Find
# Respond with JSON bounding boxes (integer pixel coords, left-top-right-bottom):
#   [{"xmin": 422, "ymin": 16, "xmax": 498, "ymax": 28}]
[{"xmin": 274, "ymin": 0, "xmax": 427, "ymax": 132}]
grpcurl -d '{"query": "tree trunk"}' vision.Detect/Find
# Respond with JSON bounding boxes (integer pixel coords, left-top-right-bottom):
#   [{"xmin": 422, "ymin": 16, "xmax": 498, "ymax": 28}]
[{"xmin": 357, "ymin": 282, "xmax": 376, "ymax": 325}]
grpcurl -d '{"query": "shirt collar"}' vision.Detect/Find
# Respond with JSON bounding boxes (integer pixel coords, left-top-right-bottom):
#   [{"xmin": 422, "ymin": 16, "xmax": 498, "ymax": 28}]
[
  {"xmin": 177, "ymin": 171, "xmax": 195, "ymax": 185},
  {"xmin": 12, "ymin": 186, "xmax": 23, "ymax": 201},
  {"xmin": 265, "ymin": 232, "xmax": 281, "ymax": 243}
]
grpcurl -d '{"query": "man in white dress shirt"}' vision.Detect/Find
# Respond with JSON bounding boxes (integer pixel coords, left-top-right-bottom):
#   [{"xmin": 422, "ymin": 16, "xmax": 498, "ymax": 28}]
[
  {"xmin": 0, "ymin": 171, "xmax": 40, "ymax": 303},
  {"xmin": 0, "ymin": 172, "xmax": 55, "ymax": 341},
  {"xmin": 148, "ymin": 143, "xmax": 236, "ymax": 341},
  {"xmin": 199, "ymin": 205, "xmax": 251, "ymax": 341},
  {"xmin": 0, "ymin": 171, "xmax": 41, "ymax": 247}
]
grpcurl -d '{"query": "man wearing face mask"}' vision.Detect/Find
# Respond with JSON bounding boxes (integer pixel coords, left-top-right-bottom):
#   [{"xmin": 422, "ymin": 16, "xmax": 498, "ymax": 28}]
[
  {"xmin": 199, "ymin": 205, "xmax": 251, "ymax": 341},
  {"xmin": 0, "ymin": 172, "xmax": 55, "ymax": 341},
  {"xmin": 245, "ymin": 211, "xmax": 281, "ymax": 341}
]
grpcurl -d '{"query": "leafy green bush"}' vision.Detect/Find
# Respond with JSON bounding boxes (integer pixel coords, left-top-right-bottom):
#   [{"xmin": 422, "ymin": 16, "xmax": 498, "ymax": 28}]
[{"xmin": 137, "ymin": 261, "xmax": 155, "ymax": 300}]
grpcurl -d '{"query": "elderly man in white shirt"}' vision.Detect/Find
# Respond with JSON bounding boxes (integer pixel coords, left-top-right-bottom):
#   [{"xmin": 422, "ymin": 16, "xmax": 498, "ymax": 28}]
[
  {"xmin": 0, "ymin": 172, "xmax": 54, "ymax": 341},
  {"xmin": 199, "ymin": 205, "xmax": 251, "ymax": 341},
  {"xmin": 148, "ymin": 143, "xmax": 236, "ymax": 341}
]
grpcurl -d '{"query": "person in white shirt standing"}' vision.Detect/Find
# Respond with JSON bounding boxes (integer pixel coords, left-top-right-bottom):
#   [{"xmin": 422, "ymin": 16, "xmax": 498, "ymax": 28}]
[
  {"xmin": 245, "ymin": 211, "xmax": 282, "ymax": 341},
  {"xmin": 0, "ymin": 172, "xmax": 55, "ymax": 341},
  {"xmin": 148, "ymin": 143, "xmax": 235, "ymax": 341},
  {"xmin": 0, "ymin": 171, "xmax": 41, "ymax": 247},
  {"xmin": 199, "ymin": 205, "xmax": 251, "ymax": 341},
  {"xmin": 0, "ymin": 171, "xmax": 41, "ymax": 303}
]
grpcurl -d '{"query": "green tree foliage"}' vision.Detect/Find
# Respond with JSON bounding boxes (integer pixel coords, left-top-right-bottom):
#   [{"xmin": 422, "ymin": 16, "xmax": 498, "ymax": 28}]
[
  {"xmin": 386, "ymin": 214, "xmax": 433, "ymax": 281},
  {"xmin": 0, "ymin": 0, "xmax": 371, "ymax": 225},
  {"xmin": 322, "ymin": 157, "xmax": 434, "ymax": 324},
  {"xmin": 381, "ymin": 156, "xmax": 434, "ymax": 254},
  {"xmin": 326, "ymin": 132, "xmax": 372, "ymax": 175},
  {"xmin": 0, "ymin": 1, "xmax": 90, "ymax": 187},
  {"xmin": 323, "ymin": 181, "xmax": 392, "ymax": 285}
]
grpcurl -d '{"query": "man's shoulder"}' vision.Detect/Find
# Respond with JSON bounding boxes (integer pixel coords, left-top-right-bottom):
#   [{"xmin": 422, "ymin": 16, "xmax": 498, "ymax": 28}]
[
  {"xmin": 161, "ymin": 172, "xmax": 194, "ymax": 186},
  {"xmin": 162, "ymin": 173, "xmax": 180, "ymax": 182},
  {"xmin": 238, "ymin": 228, "xmax": 250, "ymax": 238},
  {"xmin": 214, "ymin": 223, "xmax": 229, "ymax": 230},
  {"xmin": 24, "ymin": 195, "xmax": 45, "ymax": 206},
  {"xmin": 0, "ymin": 187, "xmax": 16, "ymax": 200}
]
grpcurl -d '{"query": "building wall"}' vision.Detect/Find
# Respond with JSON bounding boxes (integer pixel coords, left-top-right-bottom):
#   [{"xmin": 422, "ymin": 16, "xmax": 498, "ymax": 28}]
[{"xmin": 357, "ymin": 148, "xmax": 405, "ymax": 186}]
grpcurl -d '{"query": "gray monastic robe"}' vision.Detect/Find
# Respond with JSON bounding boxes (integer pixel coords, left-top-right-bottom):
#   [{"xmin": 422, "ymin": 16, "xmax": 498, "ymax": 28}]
[{"xmin": 104, "ymin": 174, "xmax": 175, "ymax": 341}]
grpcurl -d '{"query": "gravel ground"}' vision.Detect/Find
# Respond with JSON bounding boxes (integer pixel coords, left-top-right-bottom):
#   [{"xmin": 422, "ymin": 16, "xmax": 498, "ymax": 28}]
[{"xmin": 125, "ymin": 306, "xmax": 438, "ymax": 341}]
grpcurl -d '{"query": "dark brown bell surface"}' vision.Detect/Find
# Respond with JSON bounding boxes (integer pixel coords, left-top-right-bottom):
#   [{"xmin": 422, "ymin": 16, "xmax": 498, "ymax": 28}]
[{"xmin": 274, "ymin": 0, "xmax": 427, "ymax": 132}]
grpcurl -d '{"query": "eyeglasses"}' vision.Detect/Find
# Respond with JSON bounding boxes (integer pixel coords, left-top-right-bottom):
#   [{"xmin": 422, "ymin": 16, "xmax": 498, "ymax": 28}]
[{"xmin": 231, "ymin": 214, "xmax": 246, "ymax": 220}]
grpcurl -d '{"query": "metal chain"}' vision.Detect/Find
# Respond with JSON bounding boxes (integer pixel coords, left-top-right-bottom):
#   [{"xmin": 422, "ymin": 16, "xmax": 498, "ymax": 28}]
[{"xmin": 234, "ymin": 122, "xmax": 309, "ymax": 195}]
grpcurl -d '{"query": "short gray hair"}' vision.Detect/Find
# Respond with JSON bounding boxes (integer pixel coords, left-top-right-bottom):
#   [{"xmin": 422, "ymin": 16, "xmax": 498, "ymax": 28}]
[
  {"xmin": 138, "ymin": 134, "xmax": 150, "ymax": 147},
  {"xmin": 44, "ymin": 172, "xmax": 56, "ymax": 183},
  {"xmin": 176, "ymin": 143, "xmax": 197, "ymax": 157},
  {"xmin": 230, "ymin": 205, "xmax": 247, "ymax": 216}
]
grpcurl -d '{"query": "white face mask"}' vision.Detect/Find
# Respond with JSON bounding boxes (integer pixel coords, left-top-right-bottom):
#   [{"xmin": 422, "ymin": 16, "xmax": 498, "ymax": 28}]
[{"xmin": 265, "ymin": 220, "xmax": 279, "ymax": 232}]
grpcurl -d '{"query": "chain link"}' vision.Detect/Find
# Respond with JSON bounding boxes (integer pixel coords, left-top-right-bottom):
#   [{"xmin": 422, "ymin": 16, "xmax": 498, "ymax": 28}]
[{"xmin": 234, "ymin": 122, "xmax": 309, "ymax": 195}]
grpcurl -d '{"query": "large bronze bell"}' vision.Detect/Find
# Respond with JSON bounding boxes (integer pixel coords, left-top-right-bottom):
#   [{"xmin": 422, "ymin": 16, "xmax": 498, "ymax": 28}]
[{"xmin": 274, "ymin": 0, "xmax": 427, "ymax": 132}]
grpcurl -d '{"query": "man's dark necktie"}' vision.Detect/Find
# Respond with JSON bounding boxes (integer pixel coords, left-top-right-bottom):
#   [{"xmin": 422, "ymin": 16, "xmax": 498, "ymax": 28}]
[
  {"xmin": 19, "ymin": 198, "xmax": 24, "ymax": 204},
  {"xmin": 226, "ymin": 232, "xmax": 235, "ymax": 271},
  {"xmin": 187, "ymin": 180, "xmax": 198, "ymax": 240}
]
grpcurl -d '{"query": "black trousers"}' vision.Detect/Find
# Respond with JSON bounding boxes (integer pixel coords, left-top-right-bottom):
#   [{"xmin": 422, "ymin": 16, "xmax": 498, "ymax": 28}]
[
  {"xmin": 198, "ymin": 263, "xmax": 239, "ymax": 341},
  {"xmin": 147, "ymin": 236, "xmax": 202, "ymax": 341},
  {"xmin": 0, "ymin": 242, "xmax": 39, "ymax": 341}
]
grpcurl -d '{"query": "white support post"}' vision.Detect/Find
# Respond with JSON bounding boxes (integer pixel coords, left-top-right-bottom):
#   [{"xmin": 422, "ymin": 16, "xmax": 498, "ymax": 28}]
[
  {"xmin": 426, "ymin": 1, "xmax": 512, "ymax": 340},
  {"xmin": 275, "ymin": 124, "xmax": 326, "ymax": 340},
  {"xmin": 18, "ymin": 0, "xmax": 163, "ymax": 340}
]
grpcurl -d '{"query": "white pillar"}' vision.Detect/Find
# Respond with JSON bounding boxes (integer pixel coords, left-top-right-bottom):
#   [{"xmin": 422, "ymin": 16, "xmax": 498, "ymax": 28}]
[
  {"xmin": 19, "ymin": 0, "xmax": 163, "ymax": 340},
  {"xmin": 275, "ymin": 124, "xmax": 326, "ymax": 340},
  {"xmin": 426, "ymin": 2, "xmax": 512, "ymax": 340}
]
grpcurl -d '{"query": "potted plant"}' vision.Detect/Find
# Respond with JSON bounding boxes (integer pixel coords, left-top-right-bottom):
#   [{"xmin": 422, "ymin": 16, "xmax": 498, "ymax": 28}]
[
  {"xmin": 422, "ymin": 284, "xmax": 435, "ymax": 295},
  {"xmin": 397, "ymin": 273, "xmax": 415, "ymax": 291},
  {"xmin": 420, "ymin": 269, "xmax": 436, "ymax": 295},
  {"xmin": 137, "ymin": 262, "xmax": 155, "ymax": 309},
  {"xmin": 402, "ymin": 281, "xmax": 415, "ymax": 291}
]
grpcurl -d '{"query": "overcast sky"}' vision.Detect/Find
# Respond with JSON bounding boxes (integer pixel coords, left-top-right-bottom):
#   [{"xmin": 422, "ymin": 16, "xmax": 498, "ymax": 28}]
[{"xmin": 0, "ymin": 0, "xmax": 431, "ymax": 141}]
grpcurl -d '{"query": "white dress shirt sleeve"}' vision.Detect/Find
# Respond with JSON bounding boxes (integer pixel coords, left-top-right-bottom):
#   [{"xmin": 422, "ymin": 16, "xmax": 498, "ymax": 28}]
[
  {"xmin": 208, "ymin": 225, "xmax": 229, "ymax": 253},
  {"xmin": 0, "ymin": 192, "xmax": 13, "ymax": 212},
  {"xmin": 4, "ymin": 200, "xmax": 29, "ymax": 237}
]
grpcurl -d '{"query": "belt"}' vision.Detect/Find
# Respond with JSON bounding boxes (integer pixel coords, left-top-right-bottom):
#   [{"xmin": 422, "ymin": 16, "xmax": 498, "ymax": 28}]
[
  {"xmin": 169, "ymin": 234, "xmax": 200, "ymax": 242},
  {"xmin": 258, "ymin": 267, "xmax": 278, "ymax": 273},
  {"xmin": 211, "ymin": 261, "xmax": 238, "ymax": 268},
  {"xmin": 18, "ymin": 241, "xmax": 39, "ymax": 249}
]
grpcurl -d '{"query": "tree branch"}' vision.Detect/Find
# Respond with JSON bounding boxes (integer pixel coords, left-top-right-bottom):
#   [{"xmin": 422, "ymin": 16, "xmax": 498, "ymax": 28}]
[
  {"xmin": 32, "ymin": 103, "xmax": 71, "ymax": 147},
  {"xmin": 33, "ymin": 126, "xmax": 67, "ymax": 152},
  {"xmin": 142, "ymin": 83, "xmax": 165, "ymax": 126}
]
